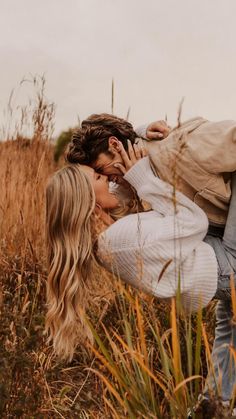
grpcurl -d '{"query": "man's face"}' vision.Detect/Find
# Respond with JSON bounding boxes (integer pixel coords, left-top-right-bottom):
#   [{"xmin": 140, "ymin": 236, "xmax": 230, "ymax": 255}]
[
  {"xmin": 92, "ymin": 151, "xmax": 124, "ymax": 183},
  {"xmin": 91, "ymin": 137, "xmax": 126, "ymax": 183}
]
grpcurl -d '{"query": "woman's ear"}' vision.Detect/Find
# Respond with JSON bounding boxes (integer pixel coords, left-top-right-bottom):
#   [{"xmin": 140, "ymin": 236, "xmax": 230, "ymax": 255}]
[{"xmin": 108, "ymin": 136, "xmax": 121, "ymax": 152}]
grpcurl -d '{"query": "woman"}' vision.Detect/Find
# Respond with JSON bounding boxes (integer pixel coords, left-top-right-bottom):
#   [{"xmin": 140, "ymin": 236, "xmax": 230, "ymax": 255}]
[{"xmin": 45, "ymin": 143, "xmax": 236, "ymax": 409}]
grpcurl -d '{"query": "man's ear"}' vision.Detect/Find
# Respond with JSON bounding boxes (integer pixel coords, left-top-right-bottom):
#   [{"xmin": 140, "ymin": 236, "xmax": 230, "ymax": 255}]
[{"xmin": 108, "ymin": 136, "xmax": 120, "ymax": 152}]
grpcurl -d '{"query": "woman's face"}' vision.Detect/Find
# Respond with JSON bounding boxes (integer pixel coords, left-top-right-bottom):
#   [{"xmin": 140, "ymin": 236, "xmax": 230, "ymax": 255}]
[{"xmin": 80, "ymin": 165, "xmax": 119, "ymax": 210}]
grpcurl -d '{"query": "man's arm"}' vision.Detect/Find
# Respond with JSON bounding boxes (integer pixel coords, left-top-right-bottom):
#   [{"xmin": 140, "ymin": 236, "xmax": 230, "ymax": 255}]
[
  {"xmin": 138, "ymin": 117, "xmax": 236, "ymax": 173},
  {"xmin": 186, "ymin": 119, "xmax": 236, "ymax": 173}
]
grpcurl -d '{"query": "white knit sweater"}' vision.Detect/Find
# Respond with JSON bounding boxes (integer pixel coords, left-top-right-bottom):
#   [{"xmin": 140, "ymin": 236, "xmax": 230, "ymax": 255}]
[{"xmin": 98, "ymin": 157, "xmax": 218, "ymax": 312}]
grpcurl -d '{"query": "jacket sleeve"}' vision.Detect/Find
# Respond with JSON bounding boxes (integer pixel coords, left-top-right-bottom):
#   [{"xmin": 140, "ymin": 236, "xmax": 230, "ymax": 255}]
[
  {"xmin": 137, "ymin": 118, "xmax": 236, "ymax": 173},
  {"xmin": 185, "ymin": 119, "xmax": 236, "ymax": 173}
]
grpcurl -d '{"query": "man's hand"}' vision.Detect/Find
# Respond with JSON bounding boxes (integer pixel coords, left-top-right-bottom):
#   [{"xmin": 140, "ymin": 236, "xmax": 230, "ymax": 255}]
[
  {"xmin": 146, "ymin": 120, "xmax": 171, "ymax": 140},
  {"xmin": 114, "ymin": 140, "xmax": 148, "ymax": 174}
]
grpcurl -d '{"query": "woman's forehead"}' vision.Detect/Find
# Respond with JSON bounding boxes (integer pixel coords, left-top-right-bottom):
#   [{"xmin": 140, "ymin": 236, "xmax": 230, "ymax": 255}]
[
  {"xmin": 80, "ymin": 165, "xmax": 94, "ymax": 177},
  {"xmin": 80, "ymin": 164, "xmax": 94, "ymax": 174}
]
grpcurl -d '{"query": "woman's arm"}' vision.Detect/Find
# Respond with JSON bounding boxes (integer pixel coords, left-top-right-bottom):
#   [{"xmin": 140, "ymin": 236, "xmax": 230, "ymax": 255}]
[
  {"xmin": 100, "ymin": 150, "xmax": 217, "ymax": 311},
  {"xmin": 110, "ymin": 143, "xmax": 209, "ymax": 273},
  {"xmin": 100, "ymin": 156, "xmax": 216, "ymax": 311},
  {"xmin": 124, "ymin": 156, "xmax": 209, "ymax": 241},
  {"xmin": 124, "ymin": 157, "xmax": 204, "ymax": 213}
]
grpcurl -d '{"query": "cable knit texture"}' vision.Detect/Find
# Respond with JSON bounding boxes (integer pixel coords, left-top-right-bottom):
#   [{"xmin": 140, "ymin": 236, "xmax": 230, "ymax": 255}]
[{"xmin": 98, "ymin": 157, "xmax": 218, "ymax": 312}]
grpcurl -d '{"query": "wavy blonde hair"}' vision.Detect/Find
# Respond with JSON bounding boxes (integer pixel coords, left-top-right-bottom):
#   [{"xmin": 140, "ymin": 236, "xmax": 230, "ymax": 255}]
[
  {"xmin": 45, "ymin": 164, "xmax": 144, "ymax": 360},
  {"xmin": 45, "ymin": 164, "xmax": 97, "ymax": 360}
]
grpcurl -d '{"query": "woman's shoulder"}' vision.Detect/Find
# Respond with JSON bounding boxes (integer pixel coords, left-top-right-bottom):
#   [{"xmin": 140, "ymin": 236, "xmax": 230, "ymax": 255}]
[
  {"xmin": 98, "ymin": 210, "xmax": 157, "ymax": 253},
  {"xmin": 101, "ymin": 213, "xmax": 140, "ymax": 245}
]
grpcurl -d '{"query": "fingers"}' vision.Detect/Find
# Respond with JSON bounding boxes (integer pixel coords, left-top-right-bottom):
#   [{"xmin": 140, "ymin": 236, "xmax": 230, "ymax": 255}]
[
  {"xmin": 127, "ymin": 139, "xmax": 136, "ymax": 164},
  {"xmin": 146, "ymin": 120, "xmax": 171, "ymax": 140},
  {"xmin": 133, "ymin": 143, "xmax": 141, "ymax": 159},
  {"xmin": 134, "ymin": 143, "xmax": 148, "ymax": 158},
  {"xmin": 115, "ymin": 140, "xmax": 148, "ymax": 174},
  {"xmin": 147, "ymin": 130, "xmax": 163, "ymax": 140},
  {"xmin": 120, "ymin": 141, "xmax": 148, "ymax": 161},
  {"xmin": 140, "ymin": 144, "xmax": 148, "ymax": 157},
  {"xmin": 118, "ymin": 141, "xmax": 132, "ymax": 168},
  {"xmin": 114, "ymin": 162, "xmax": 126, "ymax": 174}
]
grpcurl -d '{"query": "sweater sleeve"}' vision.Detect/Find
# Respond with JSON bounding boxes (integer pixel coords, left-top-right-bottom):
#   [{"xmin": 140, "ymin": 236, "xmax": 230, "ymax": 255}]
[{"xmin": 124, "ymin": 157, "xmax": 209, "ymax": 245}]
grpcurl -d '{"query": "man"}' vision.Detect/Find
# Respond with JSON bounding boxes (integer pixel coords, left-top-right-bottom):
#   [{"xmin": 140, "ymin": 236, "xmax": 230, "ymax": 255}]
[
  {"xmin": 66, "ymin": 113, "xmax": 236, "ymax": 416},
  {"xmin": 66, "ymin": 113, "xmax": 235, "ymax": 232}
]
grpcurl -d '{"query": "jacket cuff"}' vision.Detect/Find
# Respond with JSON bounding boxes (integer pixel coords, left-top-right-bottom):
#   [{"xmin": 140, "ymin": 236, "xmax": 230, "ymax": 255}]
[{"xmin": 124, "ymin": 157, "xmax": 153, "ymax": 191}]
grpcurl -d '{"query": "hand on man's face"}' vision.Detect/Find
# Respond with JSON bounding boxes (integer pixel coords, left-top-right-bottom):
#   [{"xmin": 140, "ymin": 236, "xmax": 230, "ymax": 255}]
[
  {"xmin": 92, "ymin": 151, "xmax": 125, "ymax": 184},
  {"xmin": 92, "ymin": 137, "xmax": 147, "ymax": 184},
  {"xmin": 113, "ymin": 140, "xmax": 148, "ymax": 175}
]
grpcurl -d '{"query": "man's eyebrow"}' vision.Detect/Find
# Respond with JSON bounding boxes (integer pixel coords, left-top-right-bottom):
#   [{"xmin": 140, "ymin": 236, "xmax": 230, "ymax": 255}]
[
  {"xmin": 92, "ymin": 161, "xmax": 100, "ymax": 170},
  {"xmin": 95, "ymin": 166, "xmax": 103, "ymax": 173}
]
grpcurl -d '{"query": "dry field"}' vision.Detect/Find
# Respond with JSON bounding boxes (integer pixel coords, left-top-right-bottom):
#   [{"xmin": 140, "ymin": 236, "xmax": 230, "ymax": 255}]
[{"xmin": 0, "ymin": 87, "xmax": 230, "ymax": 418}]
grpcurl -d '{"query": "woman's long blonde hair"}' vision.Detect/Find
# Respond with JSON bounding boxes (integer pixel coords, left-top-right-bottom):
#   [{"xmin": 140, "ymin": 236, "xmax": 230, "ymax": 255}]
[
  {"xmin": 45, "ymin": 164, "xmax": 144, "ymax": 361},
  {"xmin": 45, "ymin": 164, "xmax": 96, "ymax": 360}
]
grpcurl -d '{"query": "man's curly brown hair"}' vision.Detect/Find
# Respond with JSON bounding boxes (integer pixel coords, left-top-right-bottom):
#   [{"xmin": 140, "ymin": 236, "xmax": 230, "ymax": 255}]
[{"xmin": 66, "ymin": 113, "xmax": 137, "ymax": 165}]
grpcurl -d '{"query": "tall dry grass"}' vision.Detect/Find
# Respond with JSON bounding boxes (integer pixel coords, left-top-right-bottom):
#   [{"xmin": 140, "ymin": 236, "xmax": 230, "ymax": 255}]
[
  {"xmin": 0, "ymin": 129, "xmax": 212, "ymax": 417},
  {"xmin": 0, "ymin": 79, "xmax": 235, "ymax": 418},
  {"xmin": 0, "ymin": 138, "xmax": 55, "ymax": 258},
  {"xmin": 0, "ymin": 78, "xmax": 115, "ymax": 417}
]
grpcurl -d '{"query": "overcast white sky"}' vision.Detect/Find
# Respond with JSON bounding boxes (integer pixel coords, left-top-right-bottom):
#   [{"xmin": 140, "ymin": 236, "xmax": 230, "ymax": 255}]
[{"xmin": 1, "ymin": 0, "xmax": 236, "ymax": 136}]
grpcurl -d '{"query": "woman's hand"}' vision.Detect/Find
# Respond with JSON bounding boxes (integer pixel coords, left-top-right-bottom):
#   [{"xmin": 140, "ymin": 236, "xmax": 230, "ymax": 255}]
[{"xmin": 114, "ymin": 140, "xmax": 148, "ymax": 174}]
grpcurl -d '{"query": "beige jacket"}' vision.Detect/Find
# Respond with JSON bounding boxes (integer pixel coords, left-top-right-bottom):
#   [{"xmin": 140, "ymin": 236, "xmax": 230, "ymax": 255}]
[{"xmin": 136, "ymin": 117, "xmax": 236, "ymax": 226}]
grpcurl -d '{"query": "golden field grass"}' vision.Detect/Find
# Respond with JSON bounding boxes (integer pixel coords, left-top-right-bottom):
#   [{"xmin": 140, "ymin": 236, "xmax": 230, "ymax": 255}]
[
  {"xmin": 0, "ymin": 85, "xmax": 233, "ymax": 418},
  {"xmin": 0, "ymin": 134, "xmax": 220, "ymax": 419},
  {"xmin": 0, "ymin": 135, "xmax": 109, "ymax": 418}
]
